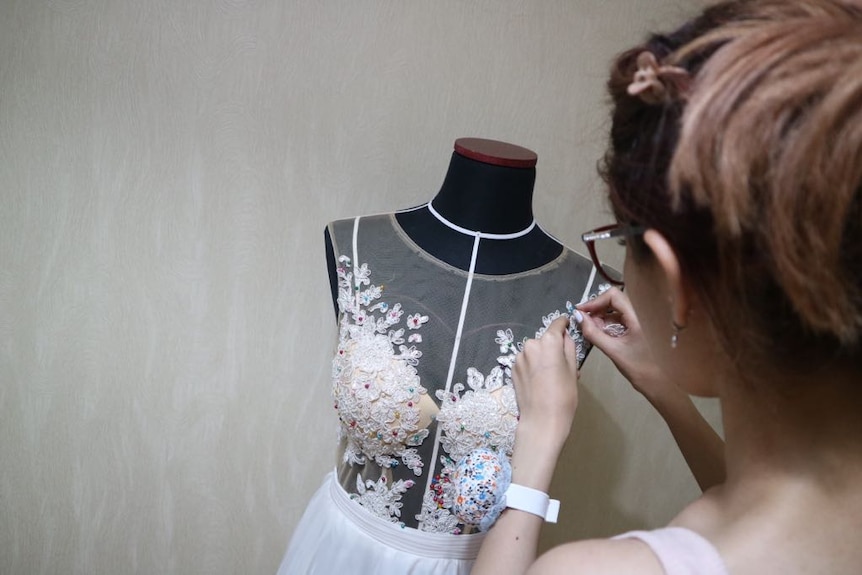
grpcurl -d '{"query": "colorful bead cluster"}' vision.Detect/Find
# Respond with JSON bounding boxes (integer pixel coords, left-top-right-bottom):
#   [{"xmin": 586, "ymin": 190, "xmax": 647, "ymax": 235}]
[{"xmin": 429, "ymin": 469, "xmax": 452, "ymax": 510}]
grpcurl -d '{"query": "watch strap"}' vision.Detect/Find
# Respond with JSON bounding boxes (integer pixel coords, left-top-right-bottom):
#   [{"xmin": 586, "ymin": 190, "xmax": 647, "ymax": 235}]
[{"xmin": 504, "ymin": 483, "xmax": 560, "ymax": 523}]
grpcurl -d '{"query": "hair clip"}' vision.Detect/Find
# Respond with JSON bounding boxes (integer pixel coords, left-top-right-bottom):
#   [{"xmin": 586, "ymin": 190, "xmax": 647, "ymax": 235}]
[{"xmin": 627, "ymin": 51, "xmax": 690, "ymax": 105}]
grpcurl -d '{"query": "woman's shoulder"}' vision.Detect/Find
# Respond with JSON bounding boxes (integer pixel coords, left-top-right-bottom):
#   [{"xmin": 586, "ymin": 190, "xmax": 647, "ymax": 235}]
[
  {"xmin": 529, "ymin": 537, "xmax": 665, "ymax": 575},
  {"xmin": 530, "ymin": 525, "xmax": 730, "ymax": 575}
]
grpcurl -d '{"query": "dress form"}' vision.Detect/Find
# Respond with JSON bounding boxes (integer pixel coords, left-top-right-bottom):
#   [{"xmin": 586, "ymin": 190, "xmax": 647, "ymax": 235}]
[
  {"xmin": 324, "ymin": 138, "xmax": 565, "ymax": 314},
  {"xmin": 277, "ymin": 140, "xmax": 602, "ymax": 567}
]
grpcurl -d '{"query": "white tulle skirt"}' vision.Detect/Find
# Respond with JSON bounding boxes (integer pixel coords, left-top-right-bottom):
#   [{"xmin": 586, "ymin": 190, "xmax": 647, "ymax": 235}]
[{"xmin": 276, "ymin": 471, "xmax": 486, "ymax": 575}]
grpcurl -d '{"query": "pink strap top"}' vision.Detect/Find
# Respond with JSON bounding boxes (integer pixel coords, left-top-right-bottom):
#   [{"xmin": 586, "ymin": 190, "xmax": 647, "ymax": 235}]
[{"xmin": 613, "ymin": 527, "xmax": 729, "ymax": 575}]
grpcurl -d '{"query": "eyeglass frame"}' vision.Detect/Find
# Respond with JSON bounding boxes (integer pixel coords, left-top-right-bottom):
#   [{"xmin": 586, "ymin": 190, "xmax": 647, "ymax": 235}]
[{"xmin": 581, "ymin": 223, "xmax": 647, "ymax": 286}]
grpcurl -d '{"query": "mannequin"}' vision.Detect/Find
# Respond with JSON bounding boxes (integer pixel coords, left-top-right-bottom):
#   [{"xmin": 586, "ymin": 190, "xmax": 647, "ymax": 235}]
[
  {"xmin": 279, "ymin": 138, "xmax": 602, "ymax": 575},
  {"xmin": 325, "ymin": 138, "xmax": 565, "ymax": 314}
]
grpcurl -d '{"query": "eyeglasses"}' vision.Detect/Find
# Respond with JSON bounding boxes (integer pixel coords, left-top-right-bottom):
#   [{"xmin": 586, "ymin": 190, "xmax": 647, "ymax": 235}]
[{"xmin": 581, "ymin": 223, "xmax": 647, "ymax": 286}]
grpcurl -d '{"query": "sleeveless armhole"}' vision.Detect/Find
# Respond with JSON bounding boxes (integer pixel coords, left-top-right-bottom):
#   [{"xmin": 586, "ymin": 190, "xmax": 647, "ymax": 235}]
[{"xmin": 327, "ymin": 221, "xmax": 343, "ymax": 265}]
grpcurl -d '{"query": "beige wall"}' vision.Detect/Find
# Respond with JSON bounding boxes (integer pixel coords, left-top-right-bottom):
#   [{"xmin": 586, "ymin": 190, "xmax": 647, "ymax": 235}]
[{"xmin": 0, "ymin": 1, "xmax": 718, "ymax": 573}]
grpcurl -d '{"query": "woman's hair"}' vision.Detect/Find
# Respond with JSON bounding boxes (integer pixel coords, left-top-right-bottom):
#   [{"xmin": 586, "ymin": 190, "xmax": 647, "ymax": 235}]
[{"xmin": 600, "ymin": 0, "xmax": 862, "ymax": 373}]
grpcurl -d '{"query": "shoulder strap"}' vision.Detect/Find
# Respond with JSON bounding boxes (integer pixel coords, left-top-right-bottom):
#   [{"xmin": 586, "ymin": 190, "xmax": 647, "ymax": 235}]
[{"xmin": 612, "ymin": 528, "xmax": 728, "ymax": 575}]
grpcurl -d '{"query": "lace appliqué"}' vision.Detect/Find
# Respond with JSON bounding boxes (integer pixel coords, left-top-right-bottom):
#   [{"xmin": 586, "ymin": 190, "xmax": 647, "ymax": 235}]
[
  {"xmin": 332, "ymin": 256, "xmax": 430, "ymax": 475},
  {"xmin": 351, "ymin": 474, "xmax": 416, "ymax": 524},
  {"xmin": 422, "ymin": 296, "xmax": 608, "ymax": 532},
  {"xmin": 530, "ymin": 286, "xmax": 612, "ymax": 367},
  {"xmin": 540, "ymin": 302, "xmax": 590, "ymax": 366},
  {"xmin": 435, "ymin": 366, "xmax": 519, "ymax": 465},
  {"xmin": 432, "ymin": 302, "xmax": 599, "ymax": 468},
  {"xmin": 415, "ymin": 456, "xmax": 463, "ymax": 534}
]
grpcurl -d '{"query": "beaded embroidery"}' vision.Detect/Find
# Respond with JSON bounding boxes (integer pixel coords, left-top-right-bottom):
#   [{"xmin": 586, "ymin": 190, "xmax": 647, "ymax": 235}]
[
  {"xmin": 435, "ymin": 300, "xmax": 593, "ymax": 467},
  {"xmin": 418, "ymin": 298, "xmax": 603, "ymax": 532},
  {"xmin": 330, "ymin": 238, "xmax": 609, "ymax": 529},
  {"xmin": 332, "ymin": 256, "xmax": 431, "ymax": 475},
  {"xmin": 415, "ymin": 457, "xmax": 463, "ymax": 534}
]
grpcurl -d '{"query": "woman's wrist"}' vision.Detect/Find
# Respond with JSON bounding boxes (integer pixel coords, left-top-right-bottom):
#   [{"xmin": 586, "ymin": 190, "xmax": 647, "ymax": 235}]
[
  {"xmin": 641, "ymin": 380, "xmax": 692, "ymax": 414},
  {"xmin": 510, "ymin": 423, "xmax": 566, "ymax": 491},
  {"xmin": 629, "ymin": 366, "xmax": 688, "ymax": 408}
]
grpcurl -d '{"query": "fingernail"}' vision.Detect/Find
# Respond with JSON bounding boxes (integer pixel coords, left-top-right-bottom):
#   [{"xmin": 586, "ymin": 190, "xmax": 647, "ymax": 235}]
[{"xmin": 573, "ymin": 310, "xmax": 584, "ymax": 324}]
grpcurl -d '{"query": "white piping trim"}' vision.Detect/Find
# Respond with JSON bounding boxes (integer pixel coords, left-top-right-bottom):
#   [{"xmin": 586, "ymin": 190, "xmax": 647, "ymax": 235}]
[
  {"xmin": 579, "ymin": 265, "xmax": 598, "ymax": 304},
  {"xmin": 419, "ymin": 233, "xmax": 482, "ymax": 522},
  {"xmin": 394, "ymin": 203, "xmax": 427, "ymax": 214},
  {"xmin": 427, "ymin": 201, "xmax": 536, "ymax": 240},
  {"xmin": 352, "ymin": 217, "xmax": 361, "ymax": 308}
]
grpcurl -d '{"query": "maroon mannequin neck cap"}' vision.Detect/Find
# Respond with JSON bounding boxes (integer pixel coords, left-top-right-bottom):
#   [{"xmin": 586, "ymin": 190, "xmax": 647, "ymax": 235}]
[{"xmin": 453, "ymin": 137, "xmax": 538, "ymax": 169}]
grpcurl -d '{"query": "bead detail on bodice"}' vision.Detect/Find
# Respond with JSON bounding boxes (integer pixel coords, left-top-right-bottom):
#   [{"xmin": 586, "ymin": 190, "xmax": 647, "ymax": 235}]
[{"xmin": 332, "ymin": 256, "xmax": 431, "ymax": 475}]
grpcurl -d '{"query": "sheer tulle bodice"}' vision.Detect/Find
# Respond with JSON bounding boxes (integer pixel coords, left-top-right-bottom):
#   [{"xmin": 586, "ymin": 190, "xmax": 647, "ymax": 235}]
[{"xmin": 329, "ymin": 213, "xmax": 606, "ymax": 533}]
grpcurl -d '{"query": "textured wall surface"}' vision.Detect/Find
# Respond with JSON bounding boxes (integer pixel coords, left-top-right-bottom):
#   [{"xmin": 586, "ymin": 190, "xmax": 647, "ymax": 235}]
[{"xmin": 0, "ymin": 1, "xmax": 718, "ymax": 573}]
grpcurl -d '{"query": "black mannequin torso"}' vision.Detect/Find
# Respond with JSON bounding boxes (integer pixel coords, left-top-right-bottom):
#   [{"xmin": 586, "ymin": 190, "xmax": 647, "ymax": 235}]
[{"xmin": 324, "ymin": 138, "xmax": 565, "ymax": 316}]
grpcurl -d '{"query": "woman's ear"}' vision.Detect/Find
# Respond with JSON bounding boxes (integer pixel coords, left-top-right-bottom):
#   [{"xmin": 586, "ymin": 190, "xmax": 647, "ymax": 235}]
[{"xmin": 643, "ymin": 229, "xmax": 691, "ymax": 328}]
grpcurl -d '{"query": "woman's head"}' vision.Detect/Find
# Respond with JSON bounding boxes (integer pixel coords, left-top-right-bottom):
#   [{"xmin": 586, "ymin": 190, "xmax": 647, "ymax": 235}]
[{"xmin": 602, "ymin": 0, "xmax": 862, "ymax": 379}]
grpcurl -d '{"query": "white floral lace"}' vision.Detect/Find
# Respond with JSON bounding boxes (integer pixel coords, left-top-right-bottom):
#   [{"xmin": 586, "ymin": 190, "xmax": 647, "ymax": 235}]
[
  {"xmin": 420, "ymin": 295, "xmax": 609, "ymax": 533},
  {"xmin": 332, "ymin": 256, "xmax": 430, "ymax": 475},
  {"xmin": 332, "ymin": 253, "xmax": 610, "ymax": 530},
  {"xmin": 350, "ymin": 474, "xmax": 416, "ymax": 524},
  {"xmin": 416, "ymin": 492, "xmax": 463, "ymax": 534},
  {"xmin": 434, "ymin": 298, "xmax": 595, "ymax": 468},
  {"xmin": 435, "ymin": 365, "xmax": 519, "ymax": 465}
]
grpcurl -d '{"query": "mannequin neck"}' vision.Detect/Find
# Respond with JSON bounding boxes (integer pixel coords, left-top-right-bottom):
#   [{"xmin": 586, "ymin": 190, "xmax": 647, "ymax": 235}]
[
  {"xmin": 391, "ymin": 139, "xmax": 562, "ymax": 275},
  {"xmin": 426, "ymin": 201, "xmax": 536, "ymax": 239},
  {"xmin": 429, "ymin": 152, "xmax": 536, "ymax": 234}
]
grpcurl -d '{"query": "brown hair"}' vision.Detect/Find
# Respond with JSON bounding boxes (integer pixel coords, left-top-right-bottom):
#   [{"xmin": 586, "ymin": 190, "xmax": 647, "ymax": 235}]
[{"xmin": 601, "ymin": 0, "xmax": 862, "ymax": 373}]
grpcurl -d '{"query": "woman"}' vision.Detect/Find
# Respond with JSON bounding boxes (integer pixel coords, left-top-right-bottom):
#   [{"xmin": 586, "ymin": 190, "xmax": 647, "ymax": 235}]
[{"xmin": 473, "ymin": 1, "xmax": 862, "ymax": 573}]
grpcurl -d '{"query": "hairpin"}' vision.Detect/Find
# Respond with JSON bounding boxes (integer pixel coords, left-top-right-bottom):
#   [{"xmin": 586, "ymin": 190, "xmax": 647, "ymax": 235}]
[{"xmin": 627, "ymin": 51, "xmax": 690, "ymax": 105}]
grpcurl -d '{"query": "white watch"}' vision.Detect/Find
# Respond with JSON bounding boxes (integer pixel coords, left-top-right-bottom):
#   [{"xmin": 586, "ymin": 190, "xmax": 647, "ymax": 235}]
[{"xmin": 504, "ymin": 483, "xmax": 560, "ymax": 523}]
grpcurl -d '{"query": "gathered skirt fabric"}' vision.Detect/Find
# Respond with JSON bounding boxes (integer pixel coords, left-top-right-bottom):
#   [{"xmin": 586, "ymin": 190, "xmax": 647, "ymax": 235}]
[{"xmin": 277, "ymin": 472, "xmax": 486, "ymax": 575}]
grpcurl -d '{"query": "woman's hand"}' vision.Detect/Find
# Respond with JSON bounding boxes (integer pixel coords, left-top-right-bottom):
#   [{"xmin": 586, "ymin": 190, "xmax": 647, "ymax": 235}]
[
  {"xmin": 575, "ymin": 287, "xmax": 672, "ymax": 403},
  {"xmin": 472, "ymin": 317, "xmax": 580, "ymax": 575},
  {"xmin": 512, "ymin": 315, "xmax": 580, "ymax": 460},
  {"xmin": 576, "ymin": 288, "xmax": 726, "ymax": 491}
]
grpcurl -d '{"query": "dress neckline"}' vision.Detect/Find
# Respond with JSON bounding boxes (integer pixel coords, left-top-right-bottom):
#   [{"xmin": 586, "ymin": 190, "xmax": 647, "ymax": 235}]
[
  {"xmin": 387, "ymin": 212, "xmax": 569, "ymax": 280},
  {"xmin": 426, "ymin": 202, "xmax": 536, "ymax": 240}
]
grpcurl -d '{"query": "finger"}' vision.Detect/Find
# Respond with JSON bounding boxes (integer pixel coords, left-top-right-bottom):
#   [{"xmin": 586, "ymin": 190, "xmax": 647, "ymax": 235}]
[
  {"xmin": 562, "ymin": 333, "xmax": 578, "ymax": 375},
  {"xmin": 512, "ymin": 341, "xmax": 531, "ymax": 382},
  {"xmin": 545, "ymin": 315, "xmax": 571, "ymax": 342},
  {"xmin": 577, "ymin": 288, "xmax": 640, "ymax": 330},
  {"xmin": 512, "ymin": 337, "xmax": 539, "ymax": 386},
  {"xmin": 573, "ymin": 287, "xmax": 615, "ymax": 313},
  {"xmin": 576, "ymin": 287, "xmax": 630, "ymax": 315},
  {"xmin": 580, "ymin": 308, "xmax": 638, "ymax": 361},
  {"xmin": 577, "ymin": 309, "xmax": 625, "ymax": 355}
]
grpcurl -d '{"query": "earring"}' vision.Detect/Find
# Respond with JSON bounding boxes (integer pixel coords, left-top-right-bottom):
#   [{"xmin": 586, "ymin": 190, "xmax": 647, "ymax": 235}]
[{"xmin": 671, "ymin": 321, "xmax": 685, "ymax": 349}]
